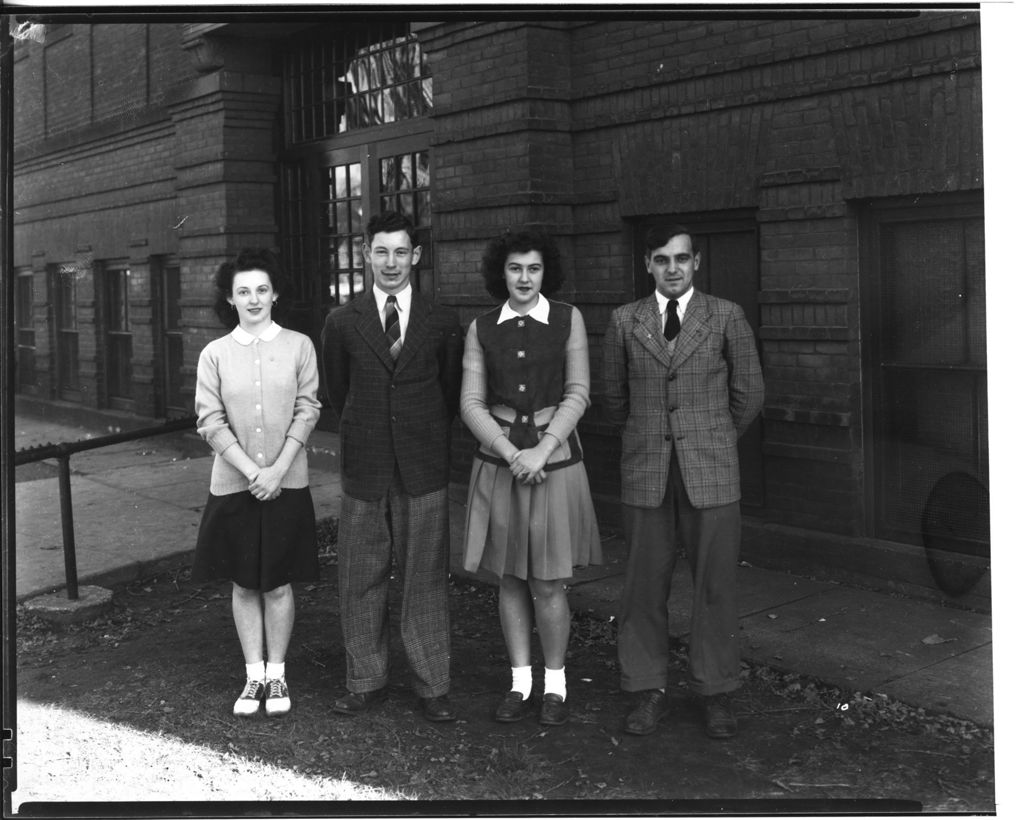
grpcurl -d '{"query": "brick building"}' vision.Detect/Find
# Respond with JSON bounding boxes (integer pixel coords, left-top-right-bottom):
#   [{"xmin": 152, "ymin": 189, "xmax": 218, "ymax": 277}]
[{"xmin": 10, "ymin": 13, "xmax": 988, "ymax": 604}]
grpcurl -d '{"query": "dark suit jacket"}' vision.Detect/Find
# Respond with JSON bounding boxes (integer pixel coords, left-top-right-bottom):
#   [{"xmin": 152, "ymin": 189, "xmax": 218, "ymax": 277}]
[
  {"xmin": 602, "ymin": 290, "xmax": 764, "ymax": 509},
  {"xmin": 321, "ymin": 290, "xmax": 464, "ymax": 501}
]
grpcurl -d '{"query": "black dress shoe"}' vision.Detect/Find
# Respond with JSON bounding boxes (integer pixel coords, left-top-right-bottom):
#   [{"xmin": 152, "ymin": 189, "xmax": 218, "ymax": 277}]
[
  {"xmin": 420, "ymin": 694, "xmax": 456, "ymax": 722},
  {"xmin": 330, "ymin": 688, "xmax": 387, "ymax": 716},
  {"xmin": 702, "ymin": 693, "xmax": 737, "ymax": 739},
  {"xmin": 623, "ymin": 689, "xmax": 668, "ymax": 736},
  {"xmin": 539, "ymin": 693, "xmax": 569, "ymax": 726},
  {"xmin": 494, "ymin": 691, "xmax": 530, "ymax": 723}
]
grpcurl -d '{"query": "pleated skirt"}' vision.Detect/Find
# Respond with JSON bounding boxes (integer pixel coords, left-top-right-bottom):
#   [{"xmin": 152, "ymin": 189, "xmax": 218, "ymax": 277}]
[
  {"xmin": 463, "ymin": 438, "xmax": 602, "ymax": 581},
  {"xmin": 192, "ymin": 487, "xmax": 320, "ymax": 592}
]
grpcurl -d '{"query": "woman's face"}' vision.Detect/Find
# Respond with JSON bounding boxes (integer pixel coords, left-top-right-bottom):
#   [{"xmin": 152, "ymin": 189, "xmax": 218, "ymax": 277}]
[
  {"xmin": 503, "ymin": 250, "xmax": 544, "ymax": 313},
  {"xmin": 228, "ymin": 269, "xmax": 277, "ymax": 331}
]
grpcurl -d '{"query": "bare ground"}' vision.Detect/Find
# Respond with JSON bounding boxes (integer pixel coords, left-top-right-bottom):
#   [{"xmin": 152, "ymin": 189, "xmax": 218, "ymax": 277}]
[{"xmin": 11, "ymin": 533, "xmax": 995, "ymax": 814}]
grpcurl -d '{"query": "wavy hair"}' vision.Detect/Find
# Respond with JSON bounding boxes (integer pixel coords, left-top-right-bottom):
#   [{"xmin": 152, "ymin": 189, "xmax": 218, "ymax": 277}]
[
  {"xmin": 212, "ymin": 247, "xmax": 290, "ymax": 329},
  {"xmin": 480, "ymin": 229, "xmax": 565, "ymax": 301}
]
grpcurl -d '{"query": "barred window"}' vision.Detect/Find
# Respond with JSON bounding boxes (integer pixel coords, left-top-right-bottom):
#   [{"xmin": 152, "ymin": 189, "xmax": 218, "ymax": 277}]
[{"xmin": 284, "ymin": 25, "xmax": 432, "ymax": 144}]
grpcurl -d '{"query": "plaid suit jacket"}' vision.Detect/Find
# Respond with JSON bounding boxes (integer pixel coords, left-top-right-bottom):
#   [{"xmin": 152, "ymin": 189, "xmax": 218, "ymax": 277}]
[
  {"xmin": 602, "ymin": 290, "xmax": 764, "ymax": 509},
  {"xmin": 321, "ymin": 290, "xmax": 464, "ymax": 501}
]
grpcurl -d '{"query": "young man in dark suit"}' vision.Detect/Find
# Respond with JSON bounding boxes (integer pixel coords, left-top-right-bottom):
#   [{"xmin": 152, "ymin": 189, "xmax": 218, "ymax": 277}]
[
  {"xmin": 602, "ymin": 224, "xmax": 764, "ymax": 739},
  {"xmin": 321, "ymin": 211, "xmax": 464, "ymax": 723}
]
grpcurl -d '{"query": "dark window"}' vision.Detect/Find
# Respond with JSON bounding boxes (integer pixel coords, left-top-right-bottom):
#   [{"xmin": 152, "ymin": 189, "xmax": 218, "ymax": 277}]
[
  {"xmin": 104, "ymin": 266, "xmax": 134, "ymax": 406},
  {"xmin": 159, "ymin": 263, "xmax": 185, "ymax": 415},
  {"xmin": 280, "ymin": 25, "xmax": 434, "ymax": 430},
  {"xmin": 16, "ymin": 269, "xmax": 36, "ymax": 389},
  {"xmin": 379, "ymin": 149, "xmax": 431, "ymax": 265},
  {"xmin": 323, "ymin": 160, "xmax": 366, "ymax": 306},
  {"xmin": 54, "ymin": 265, "xmax": 81, "ymax": 401},
  {"xmin": 865, "ymin": 198, "xmax": 987, "ymax": 556}
]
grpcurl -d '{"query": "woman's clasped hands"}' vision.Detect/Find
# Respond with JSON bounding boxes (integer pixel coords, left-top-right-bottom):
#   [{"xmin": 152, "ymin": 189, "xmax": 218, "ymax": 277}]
[
  {"xmin": 508, "ymin": 445, "xmax": 550, "ymax": 485},
  {"xmin": 248, "ymin": 465, "xmax": 284, "ymax": 502}
]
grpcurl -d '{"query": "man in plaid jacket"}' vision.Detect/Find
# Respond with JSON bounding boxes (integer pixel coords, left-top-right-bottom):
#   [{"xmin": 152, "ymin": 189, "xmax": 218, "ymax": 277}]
[
  {"xmin": 602, "ymin": 223, "xmax": 764, "ymax": 739},
  {"xmin": 322, "ymin": 211, "xmax": 464, "ymax": 724}
]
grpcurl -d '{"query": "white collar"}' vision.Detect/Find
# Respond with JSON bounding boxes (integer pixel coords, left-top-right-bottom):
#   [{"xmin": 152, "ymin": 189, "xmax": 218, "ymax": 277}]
[
  {"xmin": 373, "ymin": 283, "xmax": 412, "ymax": 313},
  {"xmin": 654, "ymin": 287, "xmax": 694, "ymax": 315},
  {"xmin": 497, "ymin": 293, "xmax": 550, "ymax": 325},
  {"xmin": 231, "ymin": 322, "xmax": 282, "ymax": 345}
]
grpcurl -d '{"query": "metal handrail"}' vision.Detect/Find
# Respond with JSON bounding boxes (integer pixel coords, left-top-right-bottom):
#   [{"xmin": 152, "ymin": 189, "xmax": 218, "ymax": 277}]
[{"xmin": 14, "ymin": 415, "xmax": 198, "ymax": 600}]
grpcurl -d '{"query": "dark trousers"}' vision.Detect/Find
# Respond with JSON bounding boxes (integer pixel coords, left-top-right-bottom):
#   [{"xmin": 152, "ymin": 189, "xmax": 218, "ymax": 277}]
[
  {"xmin": 618, "ymin": 456, "xmax": 741, "ymax": 696},
  {"xmin": 337, "ymin": 469, "xmax": 451, "ymax": 699}
]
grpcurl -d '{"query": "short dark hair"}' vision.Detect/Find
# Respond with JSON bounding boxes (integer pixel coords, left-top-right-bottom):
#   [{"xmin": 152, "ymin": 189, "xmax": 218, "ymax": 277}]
[
  {"xmin": 212, "ymin": 247, "xmax": 290, "ymax": 328},
  {"xmin": 480, "ymin": 229, "xmax": 565, "ymax": 301},
  {"xmin": 366, "ymin": 210, "xmax": 418, "ymax": 247},
  {"xmin": 643, "ymin": 223, "xmax": 696, "ymax": 257}
]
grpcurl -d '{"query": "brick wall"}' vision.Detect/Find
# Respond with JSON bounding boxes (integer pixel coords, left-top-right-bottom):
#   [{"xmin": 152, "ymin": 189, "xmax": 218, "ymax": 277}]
[
  {"xmin": 11, "ymin": 14, "xmax": 985, "ymax": 568},
  {"xmin": 424, "ymin": 12, "xmax": 981, "ymax": 539}
]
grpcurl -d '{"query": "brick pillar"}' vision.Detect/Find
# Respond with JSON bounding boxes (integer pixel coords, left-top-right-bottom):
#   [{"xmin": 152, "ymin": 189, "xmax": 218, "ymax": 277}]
[
  {"xmin": 418, "ymin": 21, "xmax": 575, "ymax": 306},
  {"xmin": 169, "ymin": 30, "xmax": 282, "ymax": 399},
  {"xmin": 756, "ymin": 100, "xmax": 864, "ymax": 536}
]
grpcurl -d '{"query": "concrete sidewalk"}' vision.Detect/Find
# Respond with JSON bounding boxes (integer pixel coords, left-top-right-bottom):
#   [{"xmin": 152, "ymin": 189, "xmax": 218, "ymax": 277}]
[{"xmin": 11, "ymin": 411, "xmax": 994, "ymax": 727}]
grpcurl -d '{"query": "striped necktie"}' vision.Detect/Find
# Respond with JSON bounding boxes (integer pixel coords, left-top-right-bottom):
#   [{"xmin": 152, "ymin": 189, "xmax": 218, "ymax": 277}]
[{"xmin": 384, "ymin": 294, "xmax": 402, "ymax": 360}]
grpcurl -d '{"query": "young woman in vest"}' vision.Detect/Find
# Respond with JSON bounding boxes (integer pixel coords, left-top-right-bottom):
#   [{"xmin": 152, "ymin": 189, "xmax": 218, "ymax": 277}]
[{"xmin": 461, "ymin": 230, "xmax": 602, "ymax": 726}]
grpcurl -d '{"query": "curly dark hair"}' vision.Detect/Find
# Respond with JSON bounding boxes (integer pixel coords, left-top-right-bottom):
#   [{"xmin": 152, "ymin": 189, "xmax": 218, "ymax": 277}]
[
  {"xmin": 212, "ymin": 247, "xmax": 290, "ymax": 329},
  {"xmin": 480, "ymin": 229, "xmax": 565, "ymax": 301}
]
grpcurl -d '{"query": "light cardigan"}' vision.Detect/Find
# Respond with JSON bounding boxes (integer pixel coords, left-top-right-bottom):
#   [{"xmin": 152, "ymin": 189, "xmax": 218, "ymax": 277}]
[
  {"xmin": 195, "ymin": 323, "xmax": 321, "ymax": 496},
  {"xmin": 460, "ymin": 299, "xmax": 590, "ymax": 452}
]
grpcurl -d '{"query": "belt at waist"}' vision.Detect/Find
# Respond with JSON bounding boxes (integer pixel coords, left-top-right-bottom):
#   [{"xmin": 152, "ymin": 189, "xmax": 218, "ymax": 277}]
[
  {"xmin": 475, "ymin": 411, "xmax": 583, "ymax": 473},
  {"xmin": 488, "ymin": 404, "xmax": 555, "ymax": 451}
]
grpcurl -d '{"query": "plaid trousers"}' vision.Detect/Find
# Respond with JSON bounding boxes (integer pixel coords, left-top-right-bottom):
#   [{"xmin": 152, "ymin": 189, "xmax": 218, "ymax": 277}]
[{"xmin": 337, "ymin": 472, "xmax": 451, "ymax": 698}]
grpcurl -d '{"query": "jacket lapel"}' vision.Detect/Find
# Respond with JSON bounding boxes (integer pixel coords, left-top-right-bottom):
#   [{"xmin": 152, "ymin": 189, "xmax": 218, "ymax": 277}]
[
  {"xmin": 354, "ymin": 292, "xmax": 396, "ymax": 371},
  {"xmin": 631, "ymin": 295, "xmax": 674, "ymax": 368},
  {"xmin": 669, "ymin": 290, "xmax": 711, "ymax": 368}
]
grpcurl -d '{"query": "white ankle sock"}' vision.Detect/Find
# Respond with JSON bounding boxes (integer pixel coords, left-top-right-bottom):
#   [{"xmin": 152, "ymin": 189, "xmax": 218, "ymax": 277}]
[
  {"xmin": 265, "ymin": 661, "xmax": 285, "ymax": 681},
  {"xmin": 245, "ymin": 661, "xmax": 265, "ymax": 682},
  {"xmin": 511, "ymin": 665, "xmax": 532, "ymax": 698},
  {"xmin": 544, "ymin": 666, "xmax": 567, "ymax": 700}
]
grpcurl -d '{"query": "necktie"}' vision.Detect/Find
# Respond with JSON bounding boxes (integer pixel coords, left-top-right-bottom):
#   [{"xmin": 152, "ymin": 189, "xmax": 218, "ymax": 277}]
[
  {"xmin": 384, "ymin": 295, "xmax": 402, "ymax": 360},
  {"xmin": 664, "ymin": 298, "xmax": 680, "ymax": 341}
]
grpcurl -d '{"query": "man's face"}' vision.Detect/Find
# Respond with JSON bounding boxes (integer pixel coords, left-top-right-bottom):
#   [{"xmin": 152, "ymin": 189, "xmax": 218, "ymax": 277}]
[
  {"xmin": 646, "ymin": 233, "xmax": 700, "ymax": 300},
  {"xmin": 367, "ymin": 230, "xmax": 421, "ymax": 295}
]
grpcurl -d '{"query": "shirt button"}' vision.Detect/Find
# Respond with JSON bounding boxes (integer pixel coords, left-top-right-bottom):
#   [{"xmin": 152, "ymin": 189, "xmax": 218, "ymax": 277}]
[
  {"xmin": 255, "ymin": 404, "xmax": 261, "ymax": 410},
  {"xmin": 255, "ymin": 381, "xmax": 261, "ymax": 386},
  {"xmin": 517, "ymin": 350, "xmax": 526, "ymax": 358},
  {"xmin": 521, "ymin": 415, "xmax": 529, "ymax": 423},
  {"xmin": 518, "ymin": 384, "xmax": 526, "ymax": 392},
  {"xmin": 254, "ymin": 359, "xmax": 260, "ymax": 365},
  {"xmin": 257, "ymin": 452, "xmax": 264, "ymax": 459},
  {"xmin": 517, "ymin": 320, "xmax": 525, "ymax": 327},
  {"xmin": 664, "ymin": 434, "xmax": 672, "ymax": 441},
  {"xmin": 255, "ymin": 428, "xmax": 262, "ymax": 433}
]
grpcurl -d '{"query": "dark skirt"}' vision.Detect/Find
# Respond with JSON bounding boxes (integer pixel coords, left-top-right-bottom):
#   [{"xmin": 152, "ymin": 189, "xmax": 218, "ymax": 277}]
[{"xmin": 192, "ymin": 487, "xmax": 320, "ymax": 592}]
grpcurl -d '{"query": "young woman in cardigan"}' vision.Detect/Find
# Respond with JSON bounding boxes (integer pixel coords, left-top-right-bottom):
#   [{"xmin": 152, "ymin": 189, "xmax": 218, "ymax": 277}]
[
  {"xmin": 461, "ymin": 230, "xmax": 602, "ymax": 726},
  {"xmin": 192, "ymin": 248, "xmax": 321, "ymax": 717}
]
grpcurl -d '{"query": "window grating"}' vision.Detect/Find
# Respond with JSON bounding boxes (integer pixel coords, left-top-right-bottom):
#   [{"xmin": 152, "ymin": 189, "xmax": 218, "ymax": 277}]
[{"xmin": 284, "ymin": 25, "xmax": 432, "ymax": 144}]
